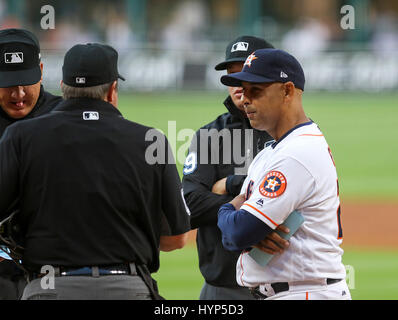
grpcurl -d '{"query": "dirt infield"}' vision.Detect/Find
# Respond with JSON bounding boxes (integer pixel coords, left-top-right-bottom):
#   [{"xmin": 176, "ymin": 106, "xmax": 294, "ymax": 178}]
[
  {"xmin": 340, "ymin": 200, "xmax": 398, "ymax": 248},
  {"xmin": 187, "ymin": 200, "xmax": 398, "ymax": 248}
]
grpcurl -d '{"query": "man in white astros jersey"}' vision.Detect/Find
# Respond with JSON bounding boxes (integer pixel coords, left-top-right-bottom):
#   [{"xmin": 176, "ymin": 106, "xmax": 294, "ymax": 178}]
[{"xmin": 217, "ymin": 48, "xmax": 350, "ymax": 300}]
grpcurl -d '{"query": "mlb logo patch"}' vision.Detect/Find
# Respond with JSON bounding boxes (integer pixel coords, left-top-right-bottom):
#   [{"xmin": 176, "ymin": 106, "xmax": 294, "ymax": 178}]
[
  {"xmin": 76, "ymin": 77, "xmax": 86, "ymax": 84},
  {"xmin": 83, "ymin": 111, "xmax": 99, "ymax": 120},
  {"xmin": 4, "ymin": 52, "xmax": 24, "ymax": 64},
  {"xmin": 231, "ymin": 42, "xmax": 249, "ymax": 52}
]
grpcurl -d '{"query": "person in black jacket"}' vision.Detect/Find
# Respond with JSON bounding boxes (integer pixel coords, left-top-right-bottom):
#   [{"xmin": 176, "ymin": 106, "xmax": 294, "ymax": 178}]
[
  {"xmin": 0, "ymin": 29, "xmax": 62, "ymax": 137},
  {"xmin": 0, "ymin": 43, "xmax": 190, "ymax": 300},
  {"xmin": 182, "ymin": 36, "xmax": 274, "ymax": 299},
  {"xmin": 0, "ymin": 28, "xmax": 62, "ymax": 300}
]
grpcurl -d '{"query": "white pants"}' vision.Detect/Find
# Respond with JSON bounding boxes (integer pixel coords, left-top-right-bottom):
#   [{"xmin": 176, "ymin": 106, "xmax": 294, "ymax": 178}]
[{"xmin": 262, "ymin": 279, "xmax": 351, "ymax": 300}]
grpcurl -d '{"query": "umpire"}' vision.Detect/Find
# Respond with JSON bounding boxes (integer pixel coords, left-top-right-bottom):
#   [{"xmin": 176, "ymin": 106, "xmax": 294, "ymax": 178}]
[
  {"xmin": 0, "ymin": 43, "xmax": 190, "ymax": 300},
  {"xmin": 0, "ymin": 29, "xmax": 62, "ymax": 136},
  {"xmin": 182, "ymin": 36, "xmax": 274, "ymax": 300},
  {"xmin": 0, "ymin": 28, "xmax": 62, "ymax": 300}
]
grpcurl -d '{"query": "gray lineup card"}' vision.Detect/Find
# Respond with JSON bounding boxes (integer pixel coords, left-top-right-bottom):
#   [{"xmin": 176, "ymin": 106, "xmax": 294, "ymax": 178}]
[{"xmin": 248, "ymin": 210, "xmax": 305, "ymax": 267}]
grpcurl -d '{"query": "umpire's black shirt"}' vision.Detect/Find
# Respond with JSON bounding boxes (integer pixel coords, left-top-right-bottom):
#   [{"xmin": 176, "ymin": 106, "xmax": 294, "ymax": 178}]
[
  {"xmin": 0, "ymin": 85, "xmax": 61, "ymax": 280},
  {"xmin": 0, "ymin": 97, "xmax": 190, "ymax": 273},
  {"xmin": 182, "ymin": 96, "xmax": 273, "ymax": 287},
  {"xmin": 0, "ymin": 85, "xmax": 62, "ymax": 137}
]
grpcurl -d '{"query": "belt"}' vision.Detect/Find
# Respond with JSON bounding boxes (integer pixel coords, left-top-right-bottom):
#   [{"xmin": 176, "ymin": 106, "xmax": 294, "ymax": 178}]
[
  {"xmin": 250, "ymin": 278, "xmax": 342, "ymax": 299},
  {"xmin": 28, "ymin": 263, "xmax": 137, "ymax": 280}
]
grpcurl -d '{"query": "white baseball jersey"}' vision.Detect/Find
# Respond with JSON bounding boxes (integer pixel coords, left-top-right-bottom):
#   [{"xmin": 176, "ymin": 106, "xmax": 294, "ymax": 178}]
[{"xmin": 238, "ymin": 121, "xmax": 346, "ymax": 286}]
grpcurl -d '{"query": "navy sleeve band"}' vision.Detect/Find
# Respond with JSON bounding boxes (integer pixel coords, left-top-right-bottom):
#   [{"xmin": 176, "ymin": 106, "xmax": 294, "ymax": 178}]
[{"xmin": 217, "ymin": 203, "xmax": 273, "ymax": 252}]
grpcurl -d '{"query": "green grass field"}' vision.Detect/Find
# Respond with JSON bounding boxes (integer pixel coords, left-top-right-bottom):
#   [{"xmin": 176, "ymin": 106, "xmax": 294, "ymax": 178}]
[
  {"xmin": 118, "ymin": 91, "xmax": 398, "ymax": 300},
  {"xmin": 119, "ymin": 91, "xmax": 398, "ymax": 199}
]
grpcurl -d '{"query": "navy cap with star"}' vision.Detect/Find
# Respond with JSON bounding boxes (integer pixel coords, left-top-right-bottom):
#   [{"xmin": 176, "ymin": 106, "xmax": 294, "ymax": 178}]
[{"xmin": 221, "ymin": 48, "xmax": 305, "ymax": 91}]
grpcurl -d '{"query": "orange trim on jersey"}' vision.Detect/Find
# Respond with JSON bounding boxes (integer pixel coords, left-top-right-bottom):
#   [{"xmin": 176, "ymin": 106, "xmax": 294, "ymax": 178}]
[
  {"xmin": 242, "ymin": 203, "xmax": 279, "ymax": 227},
  {"xmin": 306, "ymin": 292, "xmax": 309, "ymax": 300},
  {"xmin": 299, "ymin": 134, "xmax": 324, "ymax": 137}
]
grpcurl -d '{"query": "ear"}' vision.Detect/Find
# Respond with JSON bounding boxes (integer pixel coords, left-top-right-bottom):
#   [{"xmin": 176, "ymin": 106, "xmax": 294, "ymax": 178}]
[
  {"xmin": 106, "ymin": 81, "xmax": 118, "ymax": 107},
  {"xmin": 60, "ymin": 80, "xmax": 63, "ymax": 90},
  {"xmin": 40, "ymin": 62, "xmax": 44, "ymax": 81},
  {"xmin": 283, "ymin": 82, "xmax": 295, "ymax": 100}
]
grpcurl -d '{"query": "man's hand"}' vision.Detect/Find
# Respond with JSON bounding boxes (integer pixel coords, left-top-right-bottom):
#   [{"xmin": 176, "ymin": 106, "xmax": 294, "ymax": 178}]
[
  {"xmin": 212, "ymin": 177, "xmax": 227, "ymax": 195},
  {"xmin": 229, "ymin": 193, "xmax": 246, "ymax": 210},
  {"xmin": 159, "ymin": 233, "xmax": 189, "ymax": 252},
  {"xmin": 253, "ymin": 224, "xmax": 290, "ymax": 255}
]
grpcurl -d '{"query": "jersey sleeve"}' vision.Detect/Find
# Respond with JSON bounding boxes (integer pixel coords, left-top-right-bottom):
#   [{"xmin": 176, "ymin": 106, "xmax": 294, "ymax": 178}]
[
  {"xmin": 241, "ymin": 156, "xmax": 315, "ymax": 230},
  {"xmin": 161, "ymin": 138, "xmax": 191, "ymax": 235},
  {"xmin": 217, "ymin": 203, "xmax": 273, "ymax": 252}
]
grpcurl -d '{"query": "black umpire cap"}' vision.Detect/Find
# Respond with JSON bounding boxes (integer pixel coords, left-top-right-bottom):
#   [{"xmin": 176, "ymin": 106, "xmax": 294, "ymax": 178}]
[
  {"xmin": 221, "ymin": 48, "xmax": 305, "ymax": 91},
  {"xmin": 62, "ymin": 43, "xmax": 125, "ymax": 88},
  {"xmin": 0, "ymin": 28, "xmax": 41, "ymax": 88},
  {"xmin": 214, "ymin": 35, "xmax": 274, "ymax": 71}
]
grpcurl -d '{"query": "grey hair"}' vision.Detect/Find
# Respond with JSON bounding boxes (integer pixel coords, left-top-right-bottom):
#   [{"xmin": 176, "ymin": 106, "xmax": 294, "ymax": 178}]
[{"xmin": 61, "ymin": 82, "xmax": 116, "ymax": 100}]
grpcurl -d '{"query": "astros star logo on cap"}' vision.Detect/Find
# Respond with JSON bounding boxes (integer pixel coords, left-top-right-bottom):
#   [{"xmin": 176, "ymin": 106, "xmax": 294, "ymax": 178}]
[{"xmin": 244, "ymin": 53, "xmax": 257, "ymax": 67}]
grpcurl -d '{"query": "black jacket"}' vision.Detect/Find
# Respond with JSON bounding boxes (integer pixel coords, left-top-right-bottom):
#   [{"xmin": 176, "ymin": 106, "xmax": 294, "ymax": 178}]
[
  {"xmin": 182, "ymin": 96, "xmax": 273, "ymax": 287},
  {"xmin": 0, "ymin": 85, "xmax": 61, "ymax": 279},
  {"xmin": 0, "ymin": 85, "xmax": 62, "ymax": 137},
  {"xmin": 0, "ymin": 98, "xmax": 190, "ymax": 273}
]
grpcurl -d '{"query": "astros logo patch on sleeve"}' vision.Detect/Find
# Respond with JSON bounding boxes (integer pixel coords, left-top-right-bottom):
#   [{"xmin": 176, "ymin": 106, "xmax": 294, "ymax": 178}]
[{"xmin": 259, "ymin": 171, "xmax": 287, "ymax": 198}]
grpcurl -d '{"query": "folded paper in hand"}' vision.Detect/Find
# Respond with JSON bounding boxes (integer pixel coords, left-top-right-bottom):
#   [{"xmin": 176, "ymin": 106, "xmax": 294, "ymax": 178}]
[{"xmin": 248, "ymin": 210, "xmax": 304, "ymax": 267}]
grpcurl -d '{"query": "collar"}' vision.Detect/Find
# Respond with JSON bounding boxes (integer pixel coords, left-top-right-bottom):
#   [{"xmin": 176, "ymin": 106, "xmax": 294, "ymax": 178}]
[
  {"xmin": 53, "ymin": 97, "xmax": 123, "ymax": 117},
  {"xmin": 32, "ymin": 85, "xmax": 45, "ymax": 113},
  {"xmin": 272, "ymin": 121, "xmax": 314, "ymax": 149},
  {"xmin": 223, "ymin": 95, "xmax": 251, "ymax": 126}
]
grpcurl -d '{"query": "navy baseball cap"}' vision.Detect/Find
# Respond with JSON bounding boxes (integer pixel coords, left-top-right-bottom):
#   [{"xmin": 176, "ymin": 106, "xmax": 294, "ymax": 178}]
[
  {"xmin": 215, "ymin": 35, "xmax": 274, "ymax": 71},
  {"xmin": 0, "ymin": 28, "xmax": 42, "ymax": 88},
  {"xmin": 62, "ymin": 43, "xmax": 125, "ymax": 88},
  {"xmin": 221, "ymin": 48, "xmax": 305, "ymax": 91}
]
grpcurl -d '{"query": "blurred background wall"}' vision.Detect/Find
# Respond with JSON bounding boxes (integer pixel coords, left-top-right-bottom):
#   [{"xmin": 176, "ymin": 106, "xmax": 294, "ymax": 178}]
[{"xmin": 1, "ymin": 0, "xmax": 397, "ymax": 92}]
